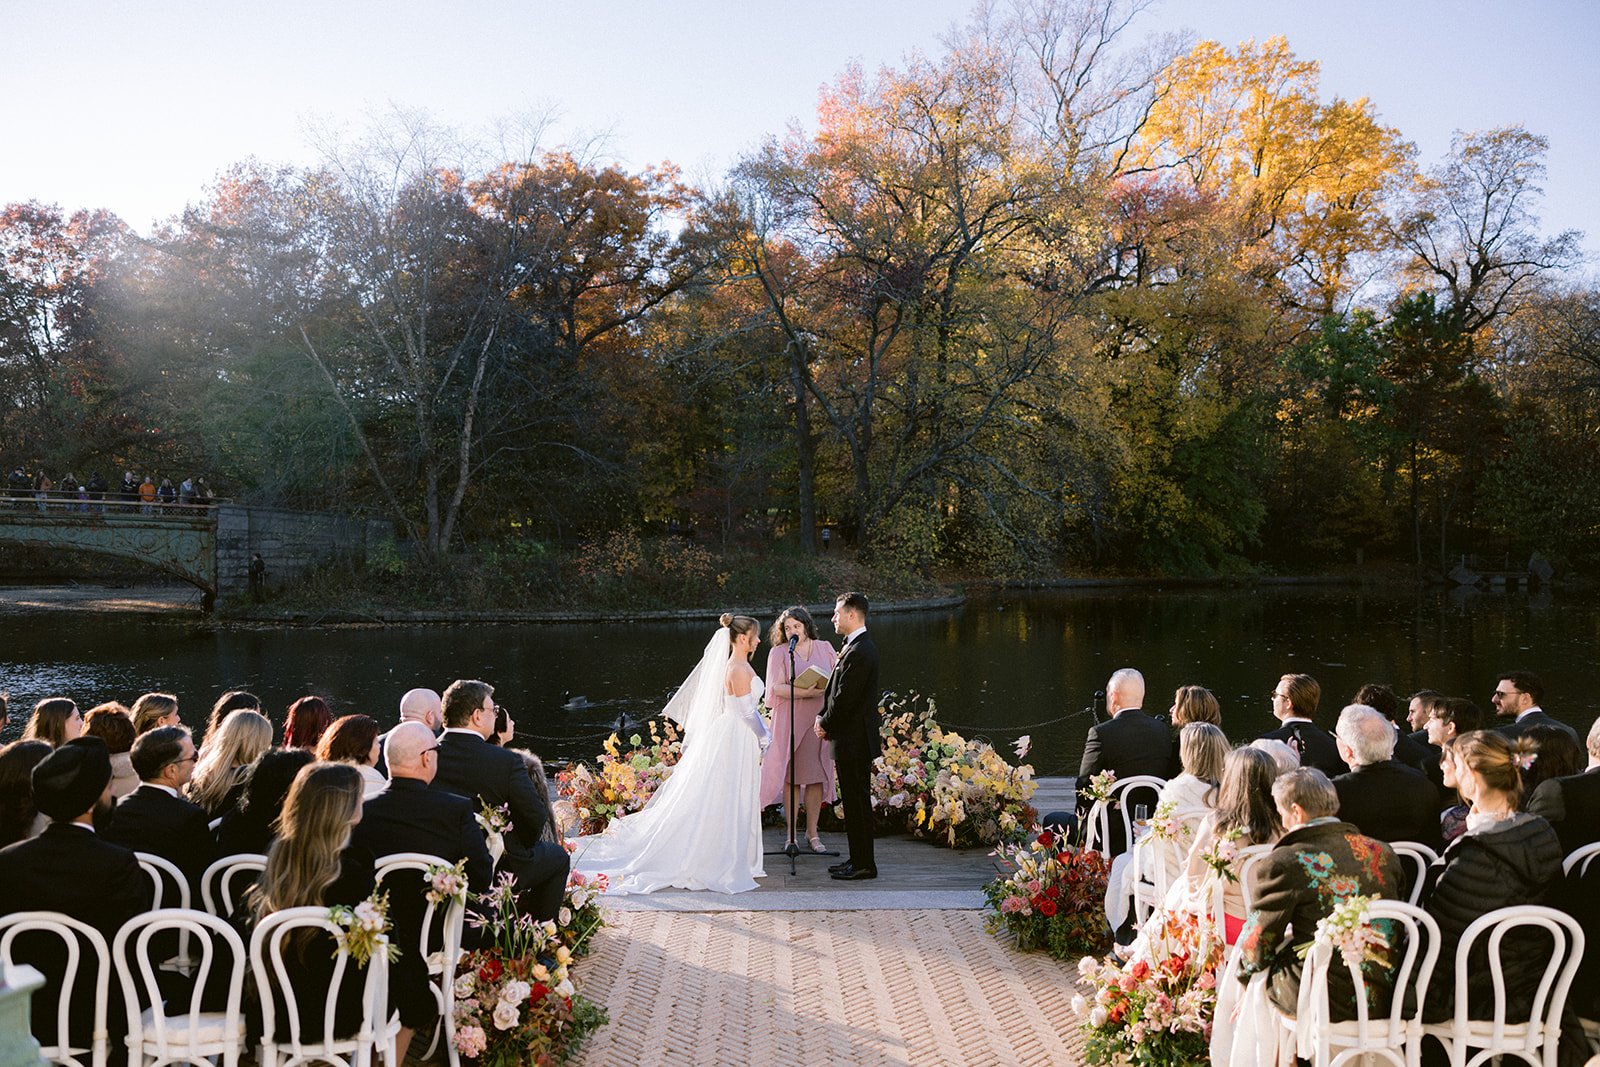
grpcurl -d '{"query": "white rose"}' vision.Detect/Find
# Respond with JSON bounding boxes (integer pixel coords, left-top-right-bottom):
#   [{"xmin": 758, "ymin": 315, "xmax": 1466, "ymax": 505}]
[
  {"xmin": 555, "ymin": 978, "xmax": 575, "ymax": 998},
  {"xmin": 558, "ymin": 906, "xmax": 573, "ymax": 926},
  {"xmin": 453, "ymin": 973, "xmax": 476, "ymax": 998},
  {"xmin": 1090, "ymin": 1006, "xmax": 1109, "ymax": 1028},
  {"xmin": 500, "ymin": 980, "xmax": 531, "ymax": 1005},
  {"xmin": 1071, "ymin": 994, "xmax": 1088, "ymax": 1015},
  {"xmin": 492, "ymin": 1000, "xmax": 519, "ymax": 1030}
]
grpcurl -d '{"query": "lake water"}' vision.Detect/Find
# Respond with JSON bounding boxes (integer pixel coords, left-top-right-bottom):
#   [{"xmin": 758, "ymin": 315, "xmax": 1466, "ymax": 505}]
[{"xmin": 1, "ymin": 585, "xmax": 1595, "ymax": 777}]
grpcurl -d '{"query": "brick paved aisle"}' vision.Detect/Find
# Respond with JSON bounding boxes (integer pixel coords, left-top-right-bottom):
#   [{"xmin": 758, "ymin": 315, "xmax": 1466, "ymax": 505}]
[{"xmin": 572, "ymin": 909, "xmax": 1091, "ymax": 1066}]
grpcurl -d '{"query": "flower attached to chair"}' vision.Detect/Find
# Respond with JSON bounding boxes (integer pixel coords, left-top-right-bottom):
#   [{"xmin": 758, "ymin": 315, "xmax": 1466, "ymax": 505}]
[
  {"xmin": 476, "ymin": 801, "xmax": 511, "ymax": 858},
  {"xmin": 425, "ymin": 858, "xmax": 470, "ymax": 907},
  {"xmin": 1144, "ymin": 799, "xmax": 1185, "ymax": 843},
  {"xmin": 1082, "ymin": 769, "xmax": 1118, "ymax": 807},
  {"xmin": 1299, "ymin": 893, "xmax": 1392, "ymax": 971},
  {"xmin": 1199, "ymin": 828, "xmax": 1244, "ymax": 883},
  {"xmin": 327, "ymin": 890, "xmax": 400, "ymax": 968}
]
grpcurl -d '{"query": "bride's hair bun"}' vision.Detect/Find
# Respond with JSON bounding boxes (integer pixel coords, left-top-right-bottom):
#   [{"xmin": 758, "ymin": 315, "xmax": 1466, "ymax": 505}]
[{"xmin": 719, "ymin": 612, "xmax": 734, "ymax": 628}]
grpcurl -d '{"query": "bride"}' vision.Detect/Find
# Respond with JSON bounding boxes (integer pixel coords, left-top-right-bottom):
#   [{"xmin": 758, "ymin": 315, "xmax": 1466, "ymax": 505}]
[{"xmin": 572, "ymin": 613, "xmax": 773, "ymax": 894}]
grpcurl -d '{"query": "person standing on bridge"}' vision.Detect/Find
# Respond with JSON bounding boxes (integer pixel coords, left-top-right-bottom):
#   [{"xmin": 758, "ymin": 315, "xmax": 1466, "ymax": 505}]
[{"xmin": 138, "ymin": 474, "xmax": 156, "ymax": 514}]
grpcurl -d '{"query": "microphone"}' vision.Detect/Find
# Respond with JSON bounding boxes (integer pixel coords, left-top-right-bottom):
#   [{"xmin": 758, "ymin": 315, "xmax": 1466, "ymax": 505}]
[{"xmin": 788, "ymin": 634, "xmax": 799, "ymax": 652}]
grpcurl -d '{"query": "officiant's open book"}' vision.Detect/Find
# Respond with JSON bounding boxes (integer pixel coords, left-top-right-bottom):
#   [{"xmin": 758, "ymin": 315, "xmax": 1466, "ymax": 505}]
[{"xmin": 791, "ymin": 663, "xmax": 832, "ymax": 690}]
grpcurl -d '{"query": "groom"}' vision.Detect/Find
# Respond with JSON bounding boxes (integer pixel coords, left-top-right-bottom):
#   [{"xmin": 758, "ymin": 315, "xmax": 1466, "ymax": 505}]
[{"xmin": 816, "ymin": 591, "xmax": 882, "ymax": 880}]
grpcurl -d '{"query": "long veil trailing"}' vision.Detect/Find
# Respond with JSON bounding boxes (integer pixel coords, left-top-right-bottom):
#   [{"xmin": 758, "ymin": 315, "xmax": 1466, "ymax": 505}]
[{"xmin": 661, "ymin": 627, "xmax": 732, "ymax": 741}]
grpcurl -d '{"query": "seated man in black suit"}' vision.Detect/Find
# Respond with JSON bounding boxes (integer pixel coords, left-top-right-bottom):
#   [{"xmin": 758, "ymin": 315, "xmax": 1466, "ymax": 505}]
[
  {"xmin": 1069, "ymin": 668, "xmax": 1170, "ymax": 856},
  {"xmin": 1257, "ymin": 673, "xmax": 1348, "ymax": 778},
  {"xmin": 1352, "ymin": 683, "xmax": 1430, "ymax": 771},
  {"xmin": 430, "ymin": 678, "xmax": 568, "ymax": 921},
  {"xmin": 1492, "ymin": 669, "xmax": 1580, "ymax": 744},
  {"xmin": 1331, "ymin": 704, "xmax": 1441, "ymax": 850},
  {"xmin": 102, "ymin": 724, "xmax": 216, "ymax": 897},
  {"xmin": 1406, "ymin": 688, "xmax": 1445, "ymax": 747},
  {"xmin": 355, "ymin": 721, "xmax": 495, "ymax": 1064},
  {"xmin": 0, "ymin": 737, "xmax": 150, "ymax": 1052},
  {"xmin": 1527, "ymin": 717, "xmax": 1600, "ymax": 855}
]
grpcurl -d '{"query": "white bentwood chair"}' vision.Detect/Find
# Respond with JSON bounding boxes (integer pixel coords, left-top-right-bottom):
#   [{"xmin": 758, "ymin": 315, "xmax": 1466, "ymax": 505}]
[
  {"xmin": 200, "ymin": 853, "xmax": 268, "ymax": 917},
  {"xmin": 112, "ymin": 908, "xmax": 246, "ymax": 1067},
  {"xmin": 1083, "ymin": 774, "xmax": 1166, "ymax": 857},
  {"xmin": 250, "ymin": 905, "xmax": 400, "ymax": 1067},
  {"xmin": 374, "ymin": 852, "xmax": 469, "ymax": 1067},
  {"xmin": 135, "ymin": 852, "xmax": 195, "ymax": 974},
  {"xmin": 1387, "ymin": 842, "xmax": 1441, "ymax": 907},
  {"xmin": 0, "ymin": 911, "xmax": 112, "ymax": 1067},
  {"xmin": 1563, "ymin": 841, "xmax": 1600, "ymax": 878}
]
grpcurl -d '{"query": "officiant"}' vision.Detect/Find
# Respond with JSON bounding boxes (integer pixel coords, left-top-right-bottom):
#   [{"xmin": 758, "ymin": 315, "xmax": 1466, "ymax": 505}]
[{"xmin": 759, "ymin": 606, "xmax": 838, "ymax": 853}]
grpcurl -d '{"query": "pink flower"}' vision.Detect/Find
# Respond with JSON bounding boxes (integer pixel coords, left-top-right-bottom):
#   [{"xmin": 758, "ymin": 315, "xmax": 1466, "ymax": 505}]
[
  {"xmin": 1027, "ymin": 879, "xmax": 1043, "ymax": 895},
  {"xmin": 455, "ymin": 1025, "xmax": 487, "ymax": 1058}
]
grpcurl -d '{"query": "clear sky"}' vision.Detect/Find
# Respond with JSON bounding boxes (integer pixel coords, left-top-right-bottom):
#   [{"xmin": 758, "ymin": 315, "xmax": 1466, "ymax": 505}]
[{"xmin": 2, "ymin": 0, "xmax": 1595, "ymax": 261}]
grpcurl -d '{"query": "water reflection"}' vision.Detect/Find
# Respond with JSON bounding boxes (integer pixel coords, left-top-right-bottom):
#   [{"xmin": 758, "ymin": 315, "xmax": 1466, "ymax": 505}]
[{"xmin": 0, "ymin": 586, "xmax": 1594, "ymax": 778}]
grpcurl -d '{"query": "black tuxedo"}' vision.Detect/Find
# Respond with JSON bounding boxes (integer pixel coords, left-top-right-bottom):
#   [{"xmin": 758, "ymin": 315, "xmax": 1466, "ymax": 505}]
[
  {"xmin": 1075, "ymin": 708, "xmax": 1170, "ymax": 856},
  {"xmin": 354, "ymin": 777, "xmax": 495, "ymax": 1028},
  {"xmin": 1496, "ymin": 709, "xmax": 1581, "ymax": 745},
  {"xmin": 430, "ymin": 730, "xmax": 568, "ymax": 919},
  {"xmin": 1333, "ymin": 760, "xmax": 1442, "ymax": 851},
  {"xmin": 1526, "ymin": 767, "xmax": 1600, "ymax": 855},
  {"xmin": 819, "ymin": 629, "xmax": 882, "ymax": 872},
  {"xmin": 0, "ymin": 822, "xmax": 150, "ymax": 1048},
  {"xmin": 1391, "ymin": 728, "xmax": 1431, "ymax": 773},
  {"xmin": 103, "ymin": 783, "xmax": 217, "ymax": 895},
  {"xmin": 1258, "ymin": 719, "xmax": 1349, "ymax": 779}
]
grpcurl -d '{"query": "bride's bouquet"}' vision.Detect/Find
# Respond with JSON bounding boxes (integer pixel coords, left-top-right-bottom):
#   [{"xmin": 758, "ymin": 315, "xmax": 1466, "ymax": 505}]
[{"xmin": 555, "ymin": 720, "xmax": 683, "ymax": 835}]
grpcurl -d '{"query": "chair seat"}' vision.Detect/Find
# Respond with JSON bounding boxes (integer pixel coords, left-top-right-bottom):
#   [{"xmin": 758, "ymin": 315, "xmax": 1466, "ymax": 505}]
[
  {"xmin": 138, "ymin": 1004, "xmax": 246, "ymax": 1046},
  {"xmin": 1422, "ymin": 1018, "xmax": 1544, "ymax": 1045}
]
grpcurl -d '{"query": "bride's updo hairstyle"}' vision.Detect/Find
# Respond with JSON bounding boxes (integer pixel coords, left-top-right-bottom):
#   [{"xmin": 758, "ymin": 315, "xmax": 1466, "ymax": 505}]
[
  {"xmin": 767, "ymin": 605, "xmax": 818, "ymax": 647},
  {"xmin": 719, "ymin": 613, "xmax": 760, "ymax": 641},
  {"xmin": 1452, "ymin": 729, "xmax": 1537, "ymax": 803}
]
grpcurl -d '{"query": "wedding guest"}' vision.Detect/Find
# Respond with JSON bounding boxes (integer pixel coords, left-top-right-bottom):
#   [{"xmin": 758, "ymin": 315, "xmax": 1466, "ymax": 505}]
[
  {"xmin": 1423, "ymin": 696, "xmax": 1482, "ymax": 801},
  {"xmin": 316, "ymin": 714, "xmax": 387, "ymax": 798},
  {"xmin": 0, "ymin": 737, "xmax": 149, "ymax": 1053},
  {"xmin": 1164, "ymin": 685, "xmax": 1222, "ymax": 778},
  {"xmin": 1075, "ymin": 667, "xmax": 1169, "ymax": 855},
  {"xmin": 21, "ymin": 697, "xmax": 83, "ymax": 748},
  {"xmin": 1257, "ymin": 673, "xmax": 1347, "ymax": 778},
  {"xmin": 1527, "ymin": 717, "xmax": 1600, "ymax": 853},
  {"xmin": 283, "ymin": 695, "xmax": 333, "ymax": 750},
  {"xmin": 1332, "ymin": 704, "xmax": 1441, "ymax": 849},
  {"xmin": 1352, "ymin": 682, "xmax": 1430, "ymax": 770},
  {"xmin": 354, "ymin": 722, "xmax": 495, "ymax": 1064},
  {"xmin": 1407, "ymin": 688, "xmax": 1446, "ymax": 739},
  {"xmin": 187, "ymin": 709, "xmax": 273, "ymax": 819},
  {"xmin": 1491, "ymin": 670, "xmax": 1579, "ymax": 744},
  {"xmin": 487, "ymin": 705, "xmax": 516, "ymax": 747},
  {"xmin": 215, "ymin": 747, "xmax": 315, "ymax": 855},
  {"xmin": 1420, "ymin": 731, "xmax": 1563, "ymax": 1027},
  {"xmin": 509, "ymin": 749, "xmax": 566, "ymax": 842},
  {"xmin": 103, "ymin": 725, "xmax": 216, "ymax": 894},
  {"xmin": 130, "ymin": 691, "xmax": 181, "ymax": 735},
  {"xmin": 204, "ymin": 689, "xmax": 263, "ymax": 741},
  {"xmin": 432, "ymin": 679, "xmax": 568, "ymax": 919},
  {"xmin": 1182, "ymin": 746, "xmax": 1284, "ymax": 944},
  {"xmin": 83, "ymin": 702, "xmax": 139, "ymax": 799},
  {"xmin": 0, "ymin": 740, "xmax": 51, "ymax": 846},
  {"xmin": 1437, "ymin": 739, "xmax": 1470, "ymax": 845},
  {"xmin": 760, "ymin": 606, "xmax": 838, "ymax": 853},
  {"xmin": 1237, "ymin": 768, "xmax": 1403, "ymax": 1020},
  {"xmin": 1517, "ymin": 723, "xmax": 1584, "ymax": 804},
  {"xmin": 374, "ymin": 687, "xmax": 442, "ymax": 776},
  {"xmin": 1248, "ymin": 738, "xmax": 1301, "ymax": 777},
  {"xmin": 244, "ymin": 762, "xmax": 375, "ymax": 1043}
]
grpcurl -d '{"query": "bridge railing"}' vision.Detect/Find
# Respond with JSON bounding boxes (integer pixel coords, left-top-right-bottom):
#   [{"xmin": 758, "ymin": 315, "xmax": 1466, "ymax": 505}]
[{"xmin": 0, "ymin": 492, "xmax": 222, "ymax": 517}]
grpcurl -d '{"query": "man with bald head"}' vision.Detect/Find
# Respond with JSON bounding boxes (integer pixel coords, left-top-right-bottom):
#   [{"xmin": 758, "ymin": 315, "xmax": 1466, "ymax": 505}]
[
  {"xmin": 1075, "ymin": 667, "xmax": 1170, "ymax": 855},
  {"xmin": 375, "ymin": 687, "xmax": 444, "ymax": 775},
  {"xmin": 354, "ymin": 721, "xmax": 496, "ymax": 1061}
]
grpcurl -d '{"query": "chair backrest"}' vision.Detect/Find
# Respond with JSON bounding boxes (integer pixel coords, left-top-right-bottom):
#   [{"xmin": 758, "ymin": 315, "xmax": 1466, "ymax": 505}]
[
  {"xmin": 1296, "ymin": 899, "xmax": 1441, "ymax": 1067},
  {"xmin": 135, "ymin": 852, "xmax": 192, "ymax": 911},
  {"xmin": 1445, "ymin": 904, "xmax": 1585, "ymax": 1057},
  {"xmin": 1236, "ymin": 844, "xmax": 1275, "ymax": 912},
  {"xmin": 1564, "ymin": 841, "xmax": 1600, "ymax": 877},
  {"xmin": 249, "ymin": 905, "xmax": 391, "ymax": 1057},
  {"xmin": 373, "ymin": 851, "xmax": 468, "ymax": 971},
  {"xmin": 201, "ymin": 854, "xmax": 268, "ymax": 917},
  {"xmin": 1084, "ymin": 775, "xmax": 1167, "ymax": 855},
  {"xmin": 112, "ymin": 908, "xmax": 245, "ymax": 1058},
  {"xmin": 1387, "ymin": 841, "xmax": 1440, "ymax": 906},
  {"xmin": 0, "ymin": 911, "xmax": 111, "ymax": 1067}
]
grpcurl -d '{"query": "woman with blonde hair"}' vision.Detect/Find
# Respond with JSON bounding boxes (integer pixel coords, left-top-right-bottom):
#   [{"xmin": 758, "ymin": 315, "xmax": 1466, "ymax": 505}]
[
  {"xmin": 247, "ymin": 762, "xmax": 376, "ymax": 1046},
  {"xmin": 21, "ymin": 697, "xmax": 82, "ymax": 748},
  {"xmin": 759, "ymin": 605, "xmax": 839, "ymax": 853},
  {"xmin": 188, "ymin": 709, "xmax": 273, "ymax": 818},
  {"xmin": 130, "ymin": 692, "xmax": 180, "ymax": 735}
]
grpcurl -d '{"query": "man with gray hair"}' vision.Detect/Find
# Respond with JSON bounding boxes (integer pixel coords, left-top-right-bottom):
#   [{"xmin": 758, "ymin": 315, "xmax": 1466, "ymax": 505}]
[
  {"xmin": 1527, "ymin": 715, "xmax": 1600, "ymax": 854},
  {"xmin": 1072, "ymin": 667, "xmax": 1169, "ymax": 856},
  {"xmin": 1238, "ymin": 767, "xmax": 1403, "ymax": 1021},
  {"xmin": 1330, "ymin": 704, "xmax": 1441, "ymax": 849}
]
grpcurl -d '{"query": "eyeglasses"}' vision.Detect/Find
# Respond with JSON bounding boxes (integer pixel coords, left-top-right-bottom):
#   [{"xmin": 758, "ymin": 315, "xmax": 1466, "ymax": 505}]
[
  {"xmin": 1270, "ymin": 692, "xmax": 1290, "ymax": 701},
  {"xmin": 421, "ymin": 744, "xmax": 441, "ymax": 756},
  {"xmin": 1490, "ymin": 690, "xmax": 1518, "ymax": 701},
  {"xmin": 164, "ymin": 753, "xmax": 198, "ymax": 767}
]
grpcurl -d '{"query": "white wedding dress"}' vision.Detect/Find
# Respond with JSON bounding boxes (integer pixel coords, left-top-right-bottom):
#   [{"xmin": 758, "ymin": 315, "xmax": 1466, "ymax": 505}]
[{"xmin": 572, "ymin": 632, "xmax": 769, "ymax": 894}]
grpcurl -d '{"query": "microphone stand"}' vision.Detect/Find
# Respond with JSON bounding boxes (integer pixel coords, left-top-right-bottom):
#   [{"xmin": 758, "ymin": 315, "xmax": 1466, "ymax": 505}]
[{"xmin": 765, "ymin": 634, "xmax": 839, "ymax": 875}]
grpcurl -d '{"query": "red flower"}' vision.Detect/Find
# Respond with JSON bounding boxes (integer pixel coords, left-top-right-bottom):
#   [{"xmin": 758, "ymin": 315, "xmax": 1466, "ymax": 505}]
[
  {"xmin": 529, "ymin": 982, "xmax": 549, "ymax": 1002},
  {"xmin": 1037, "ymin": 830, "xmax": 1055, "ymax": 847},
  {"xmin": 1039, "ymin": 899, "xmax": 1058, "ymax": 917},
  {"xmin": 1031, "ymin": 895, "xmax": 1047, "ymax": 910},
  {"xmin": 1045, "ymin": 884, "xmax": 1060, "ymax": 899},
  {"xmin": 478, "ymin": 958, "xmax": 503, "ymax": 982},
  {"xmin": 1130, "ymin": 960, "xmax": 1150, "ymax": 982}
]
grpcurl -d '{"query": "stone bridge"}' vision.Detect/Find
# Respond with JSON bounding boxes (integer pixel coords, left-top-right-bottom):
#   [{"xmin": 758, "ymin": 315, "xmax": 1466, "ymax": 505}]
[{"xmin": 0, "ymin": 499, "xmax": 393, "ymax": 610}]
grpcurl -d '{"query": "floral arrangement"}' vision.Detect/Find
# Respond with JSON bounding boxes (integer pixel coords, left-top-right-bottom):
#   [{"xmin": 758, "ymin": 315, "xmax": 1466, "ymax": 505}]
[
  {"xmin": 328, "ymin": 891, "xmax": 399, "ymax": 968},
  {"xmin": 983, "ymin": 829, "xmax": 1112, "ymax": 958},
  {"xmin": 1198, "ymin": 827, "xmax": 1244, "ymax": 882},
  {"xmin": 1300, "ymin": 893, "xmax": 1393, "ymax": 971},
  {"xmin": 555, "ymin": 721, "xmax": 683, "ymax": 835},
  {"xmin": 871, "ymin": 692, "xmax": 1038, "ymax": 848},
  {"xmin": 453, "ymin": 873, "xmax": 607, "ymax": 1066},
  {"xmin": 426, "ymin": 859, "xmax": 470, "ymax": 908},
  {"xmin": 1076, "ymin": 908, "xmax": 1225, "ymax": 1066},
  {"xmin": 478, "ymin": 802, "xmax": 510, "ymax": 860},
  {"xmin": 554, "ymin": 869, "xmax": 610, "ymax": 959},
  {"xmin": 1144, "ymin": 799, "xmax": 1181, "ymax": 842},
  {"xmin": 1081, "ymin": 769, "xmax": 1118, "ymax": 807}
]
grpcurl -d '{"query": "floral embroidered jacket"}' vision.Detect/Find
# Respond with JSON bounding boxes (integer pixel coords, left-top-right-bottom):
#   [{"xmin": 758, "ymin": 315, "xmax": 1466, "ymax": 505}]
[{"xmin": 1236, "ymin": 818, "xmax": 1403, "ymax": 1019}]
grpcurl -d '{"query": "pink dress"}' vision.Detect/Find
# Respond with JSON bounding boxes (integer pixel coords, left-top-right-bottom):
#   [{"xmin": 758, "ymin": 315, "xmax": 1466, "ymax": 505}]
[{"xmin": 760, "ymin": 639, "xmax": 838, "ymax": 806}]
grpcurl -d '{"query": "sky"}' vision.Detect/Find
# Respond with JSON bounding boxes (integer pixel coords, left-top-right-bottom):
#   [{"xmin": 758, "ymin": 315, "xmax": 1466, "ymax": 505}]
[{"xmin": 2, "ymin": 0, "xmax": 1596, "ymax": 262}]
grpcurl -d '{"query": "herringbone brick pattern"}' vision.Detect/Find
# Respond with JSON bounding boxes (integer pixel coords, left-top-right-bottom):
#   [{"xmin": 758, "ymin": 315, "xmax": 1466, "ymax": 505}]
[{"xmin": 573, "ymin": 909, "xmax": 1091, "ymax": 1066}]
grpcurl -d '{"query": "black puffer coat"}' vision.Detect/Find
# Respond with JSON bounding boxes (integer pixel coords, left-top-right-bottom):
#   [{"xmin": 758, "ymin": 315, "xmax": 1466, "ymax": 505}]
[{"xmin": 1420, "ymin": 812, "xmax": 1564, "ymax": 1023}]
